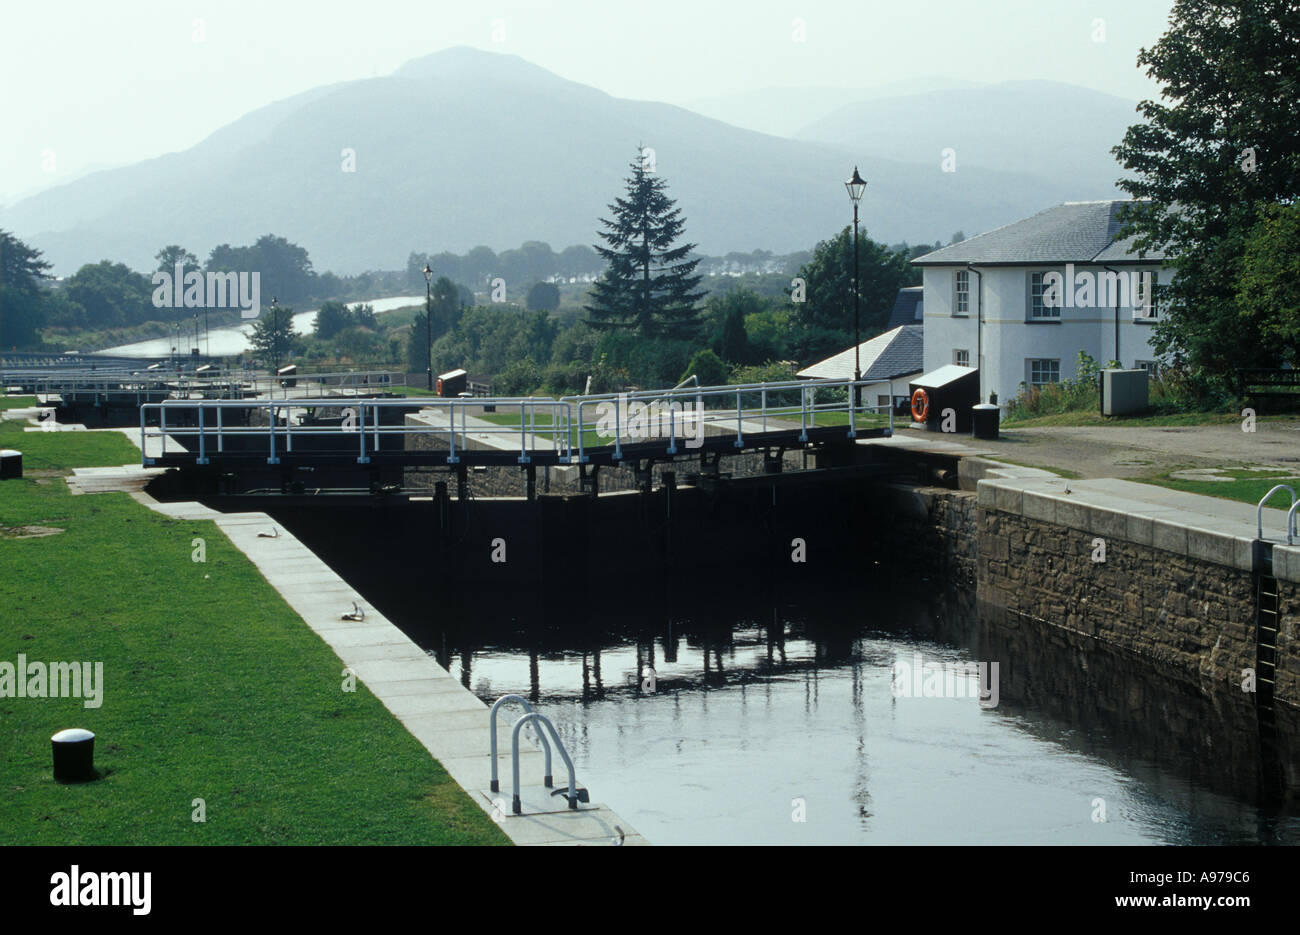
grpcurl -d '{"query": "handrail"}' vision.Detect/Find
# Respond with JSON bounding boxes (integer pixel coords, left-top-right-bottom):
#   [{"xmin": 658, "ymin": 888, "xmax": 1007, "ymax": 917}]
[
  {"xmin": 1257, "ymin": 485, "xmax": 1296, "ymax": 539},
  {"xmin": 511, "ymin": 712, "xmax": 582, "ymax": 814},
  {"xmin": 1288, "ymin": 498, "xmax": 1299, "ymax": 546},
  {"xmin": 137, "ymin": 379, "xmax": 897, "ymax": 468},
  {"xmin": 489, "ymin": 694, "xmax": 552, "ymax": 792}
]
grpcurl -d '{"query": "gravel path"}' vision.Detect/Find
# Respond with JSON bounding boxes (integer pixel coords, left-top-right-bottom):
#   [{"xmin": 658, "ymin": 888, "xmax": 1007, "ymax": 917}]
[{"xmin": 934, "ymin": 419, "xmax": 1300, "ymax": 479}]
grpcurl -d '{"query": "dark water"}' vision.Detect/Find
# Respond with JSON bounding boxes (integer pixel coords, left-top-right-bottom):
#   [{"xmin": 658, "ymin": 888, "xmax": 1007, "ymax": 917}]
[
  {"xmin": 421, "ymin": 581, "xmax": 1297, "ymax": 846},
  {"xmin": 241, "ymin": 492, "xmax": 1298, "ymax": 846}
]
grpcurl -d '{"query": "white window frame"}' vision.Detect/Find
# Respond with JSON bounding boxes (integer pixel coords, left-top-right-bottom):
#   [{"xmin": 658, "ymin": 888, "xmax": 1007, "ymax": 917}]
[
  {"xmin": 954, "ymin": 270, "xmax": 969, "ymax": 315},
  {"xmin": 1027, "ymin": 358, "xmax": 1060, "ymax": 386},
  {"xmin": 1029, "ymin": 271, "xmax": 1060, "ymax": 320},
  {"xmin": 953, "ymin": 349, "xmax": 970, "ymax": 367},
  {"xmin": 1133, "ymin": 272, "xmax": 1160, "ymax": 321}
]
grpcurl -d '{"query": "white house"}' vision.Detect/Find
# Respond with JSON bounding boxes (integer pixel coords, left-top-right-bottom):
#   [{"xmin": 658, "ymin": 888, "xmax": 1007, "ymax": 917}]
[{"xmin": 912, "ymin": 200, "xmax": 1171, "ymax": 407}]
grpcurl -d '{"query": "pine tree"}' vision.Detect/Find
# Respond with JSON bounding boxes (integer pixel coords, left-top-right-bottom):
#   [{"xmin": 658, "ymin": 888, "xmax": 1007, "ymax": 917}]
[{"xmin": 585, "ymin": 152, "xmax": 705, "ymax": 340}]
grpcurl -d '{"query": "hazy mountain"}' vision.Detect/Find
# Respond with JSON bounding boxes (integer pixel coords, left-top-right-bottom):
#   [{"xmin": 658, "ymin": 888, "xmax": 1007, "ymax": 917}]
[
  {"xmin": 797, "ymin": 80, "xmax": 1139, "ymax": 198},
  {"xmin": 4, "ymin": 48, "xmax": 1121, "ymax": 277},
  {"xmin": 684, "ymin": 77, "xmax": 982, "ymax": 138}
]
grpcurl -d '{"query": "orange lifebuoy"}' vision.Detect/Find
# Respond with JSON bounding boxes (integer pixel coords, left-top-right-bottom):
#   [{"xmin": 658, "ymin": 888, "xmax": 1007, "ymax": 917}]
[{"xmin": 910, "ymin": 388, "xmax": 930, "ymax": 423}]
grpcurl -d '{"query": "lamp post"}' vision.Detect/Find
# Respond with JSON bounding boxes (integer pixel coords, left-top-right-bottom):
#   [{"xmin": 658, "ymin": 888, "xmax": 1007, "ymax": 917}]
[
  {"xmin": 844, "ymin": 167, "xmax": 867, "ymax": 407},
  {"xmin": 423, "ymin": 264, "xmax": 434, "ymax": 391},
  {"xmin": 269, "ymin": 297, "xmax": 280, "ymax": 378}
]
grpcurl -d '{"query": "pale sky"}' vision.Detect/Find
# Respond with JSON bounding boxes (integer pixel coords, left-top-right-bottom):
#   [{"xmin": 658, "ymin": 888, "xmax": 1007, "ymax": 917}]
[{"xmin": 1, "ymin": 0, "xmax": 1175, "ymax": 204}]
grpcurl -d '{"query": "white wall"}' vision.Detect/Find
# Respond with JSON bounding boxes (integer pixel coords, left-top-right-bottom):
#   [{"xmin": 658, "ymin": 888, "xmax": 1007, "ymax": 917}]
[{"xmin": 922, "ymin": 265, "xmax": 1168, "ymax": 407}]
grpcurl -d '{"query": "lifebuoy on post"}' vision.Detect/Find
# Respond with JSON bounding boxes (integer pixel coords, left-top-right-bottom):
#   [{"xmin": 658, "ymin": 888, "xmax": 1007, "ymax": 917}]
[{"xmin": 910, "ymin": 388, "xmax": 930, "ymax": 423}]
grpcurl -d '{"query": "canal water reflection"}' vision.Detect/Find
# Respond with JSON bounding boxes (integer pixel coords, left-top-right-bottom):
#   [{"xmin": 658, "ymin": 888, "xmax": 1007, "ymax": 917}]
[{"xmin": 419, "ymin": 575, "xmax": 1297, "ymax": 846}]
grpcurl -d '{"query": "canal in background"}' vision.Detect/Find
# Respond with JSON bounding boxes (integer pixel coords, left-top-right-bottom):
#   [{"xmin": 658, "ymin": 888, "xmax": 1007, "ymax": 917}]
[{"xmin": 95, "ymin": 295, "xmax": 423, "ymax": 358}]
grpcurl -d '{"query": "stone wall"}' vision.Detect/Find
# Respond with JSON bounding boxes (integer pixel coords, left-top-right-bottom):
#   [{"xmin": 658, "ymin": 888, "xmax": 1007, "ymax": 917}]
[
  {"xmin": 976, "ymin": 508, "xmax": 1259, "ymax": 697},
  {"xmin": 860, "ymin": 473, "xmax": 1295, "ymax": 709},
  {"xmin": 860, "ymin": 485, "xmax": 978, "ymax": 591}
]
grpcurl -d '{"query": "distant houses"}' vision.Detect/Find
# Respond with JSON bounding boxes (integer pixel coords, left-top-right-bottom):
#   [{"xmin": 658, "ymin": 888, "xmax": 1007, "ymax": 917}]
[{"xmin": 798, "ymin": 200, "xmax": 1172, "ymax": 411}]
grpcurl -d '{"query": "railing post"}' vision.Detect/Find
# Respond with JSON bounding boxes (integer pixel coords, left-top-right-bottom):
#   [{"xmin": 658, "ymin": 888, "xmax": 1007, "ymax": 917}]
[
  {"xmin": 217, "ymin": 404, "xmax": 224, "ymax": 453},
  {"xmin": 799, "ymin": 385, "xmax": 809, "ymax": 443},
  {"xmin": 447, "ymin": 401, "xmax": 459, "ymax": 464},
  {"xmin": 847, "ymin": 379, "xmax": 856, "ymax": 439},
  {"xmin": 518, "ymin": 400, "xmax": 530, "ymax": 464},
  {"xmin": 268, "ymin": 403, "xmax": 278, "ymax": 465},
  {"xmin": 197, "ymin": 404, "xmax": 207, "ymax": 464},
  {"xmin": 734, "ymin": 388, "xmax": 744, "ymax": 448},
  {"xmin": 357, "ymin": 401, "xmax": 368, "ymax": 464}
]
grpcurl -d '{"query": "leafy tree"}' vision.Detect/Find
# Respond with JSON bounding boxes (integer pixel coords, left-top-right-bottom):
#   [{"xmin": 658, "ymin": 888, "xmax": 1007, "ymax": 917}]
[
  {"xmin": 208, "ymin": 234, "xmax": 316, "ymax": 305},
  {"xmin": 352, "ymin": 302, "xmax": 377, "ymax": 330},
  {"xmin": 558, "ymin": 244, "xmax": 600, "ymax": 279},
  {"xmin": 314, "ymin": 300, "xmax": 354, "ymax": 340},
  {"xmin": 526, "ymin": 281, "xmax": 561, "ymax": 312},
  {"xmin": 744, "ymin": 305, "xmax": 795, "ymax": 363},
  {"xmin": 463, "ymin": 246, "xmax": 498, "ymax": 290},
  {"xmin": 703, "ymin": 288, "xmax": 760, "ymax": 362},
  {"xmin": 250, "ymin": 304, "xmax": 297, "ymax": 369},
  {"xmin": 1236, "ymin": 202, "xmax": 1300, "ymax": 361},
  {"xmin": 586, "ymin": 152, "xmax": 705, "ymax": 340},
  {"xmin": 0, "ymin": 230, "xmax": 51, "ymax": 347},
  {"xmin": 62, "ymin": 260, "xmax": 153, "ymax": 329},
  {"xmin": 791, "ymin": 227, "xmax": 913, "ymax": 361},
  {"xmin": 681, "ymin": 348, "xmax": 728, "ymax": 387},
  {"xmin": 1113, "ymin": 0, "xmax": 1300, "ymax": 378},
  {"xmin": 155, "ymin": 245, "xmax": 199, "ymax": 274}
]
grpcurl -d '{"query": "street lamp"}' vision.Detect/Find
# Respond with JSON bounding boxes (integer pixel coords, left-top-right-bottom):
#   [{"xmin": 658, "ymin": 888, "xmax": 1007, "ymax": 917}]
[
  {"xmin": 423, "ymin": 264, "xmax": 434, "ymax": 391},
  {"xmin": 845, "ymin": 166, "xmax": 867, "ymax": 406},
  {"xmin": 269, "ymin": 297, "xmax": 280, "ymax": 377}
]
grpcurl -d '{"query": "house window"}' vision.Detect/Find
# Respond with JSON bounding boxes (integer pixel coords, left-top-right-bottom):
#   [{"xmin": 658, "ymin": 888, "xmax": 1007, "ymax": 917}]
[
  {"xmin": 1134, "ymin": 273, "xmax": 1160, "ymax": 320},
  {"xmin": 1030, "ymin": 272, "xmax": 1060, "ymax": 320},
  {"xmin": 1028, "ymin": 359, "xmax": 1060, "ymax": 386},
  {"xmin": 955, "ymin": 270, "xmax": 969, "ymax": 315},
  {"xmin": 953, "ymin": 349, "xmax": 970, "ymax": 367}
]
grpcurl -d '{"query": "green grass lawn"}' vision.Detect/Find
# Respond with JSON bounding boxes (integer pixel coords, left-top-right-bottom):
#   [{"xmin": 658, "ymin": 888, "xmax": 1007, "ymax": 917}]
[
  {"xmin": 0, "ymin": 421, "xmax": 141, "ymax": 472},
  {"xmin": 0, "ymin": 428, "xmax": 507, "ymax": 845},
  {"xmin": 1136, "ymin": 467, "xmax": 1300, "ymax": 508},
  {"xmin": 0, "ymin": 395, "xmax": 38, "ymax": 410}
]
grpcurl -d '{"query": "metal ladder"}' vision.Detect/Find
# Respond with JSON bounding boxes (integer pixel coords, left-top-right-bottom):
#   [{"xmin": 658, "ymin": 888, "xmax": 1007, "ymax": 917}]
[
  {"xmin": 489, "ymin": 694, "xmax": 588, "ymax": 815},
  {"xmin": 1256, "ymin": 574, "xmax": 1280, "ymax": 712},
  {"xmin": 1253, "ymin": 485, "xmax": 1294, "ymax": 712}
]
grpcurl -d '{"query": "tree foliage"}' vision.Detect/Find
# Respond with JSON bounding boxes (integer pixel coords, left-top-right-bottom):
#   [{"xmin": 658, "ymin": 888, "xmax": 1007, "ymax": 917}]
[
  {"xmin": 1112, "ymin": 0, "xmax": 1300, "ymax": 376},
  {"xmin": 791, "ymin": 227, "xmax": 913, "ymax": 361},
  {"xmin": 0, "ymin": 230, "xmax": 51, "ymax": 347}
]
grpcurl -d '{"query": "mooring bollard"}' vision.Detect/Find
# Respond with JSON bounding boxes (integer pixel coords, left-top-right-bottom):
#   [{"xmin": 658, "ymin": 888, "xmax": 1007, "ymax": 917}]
[
  {"xmin": 51, "ymin": 728, "xmax": 96, "ymax": 782},
  {"xmin": 0, "ymin": 449, "xmax": 21, "ymax": 480}
]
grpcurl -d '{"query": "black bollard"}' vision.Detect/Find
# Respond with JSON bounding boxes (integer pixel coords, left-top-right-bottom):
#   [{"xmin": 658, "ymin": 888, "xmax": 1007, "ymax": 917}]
[{"xmin": 51, "ymin": 728, "xmax": 96, "ymax": 782}]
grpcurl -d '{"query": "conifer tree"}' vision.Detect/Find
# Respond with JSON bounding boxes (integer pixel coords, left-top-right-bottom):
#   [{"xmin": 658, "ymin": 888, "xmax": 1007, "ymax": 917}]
[{"xmin": 586, "ymin": 152, "xmax": 705, "ymax": 340}]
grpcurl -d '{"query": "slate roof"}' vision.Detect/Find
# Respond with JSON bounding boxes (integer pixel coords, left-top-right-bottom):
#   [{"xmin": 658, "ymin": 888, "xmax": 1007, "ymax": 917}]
[
  {"xmin": 797, "ymin": 324, "xmax": 923, "ymax": 382},
  {"xmin": 886, "ymin": 286, "xmax": 924, "ymax": 329},
  {"xmin": 911, "ymin": 201, "xmax": 1167, "ymax": 266}
]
